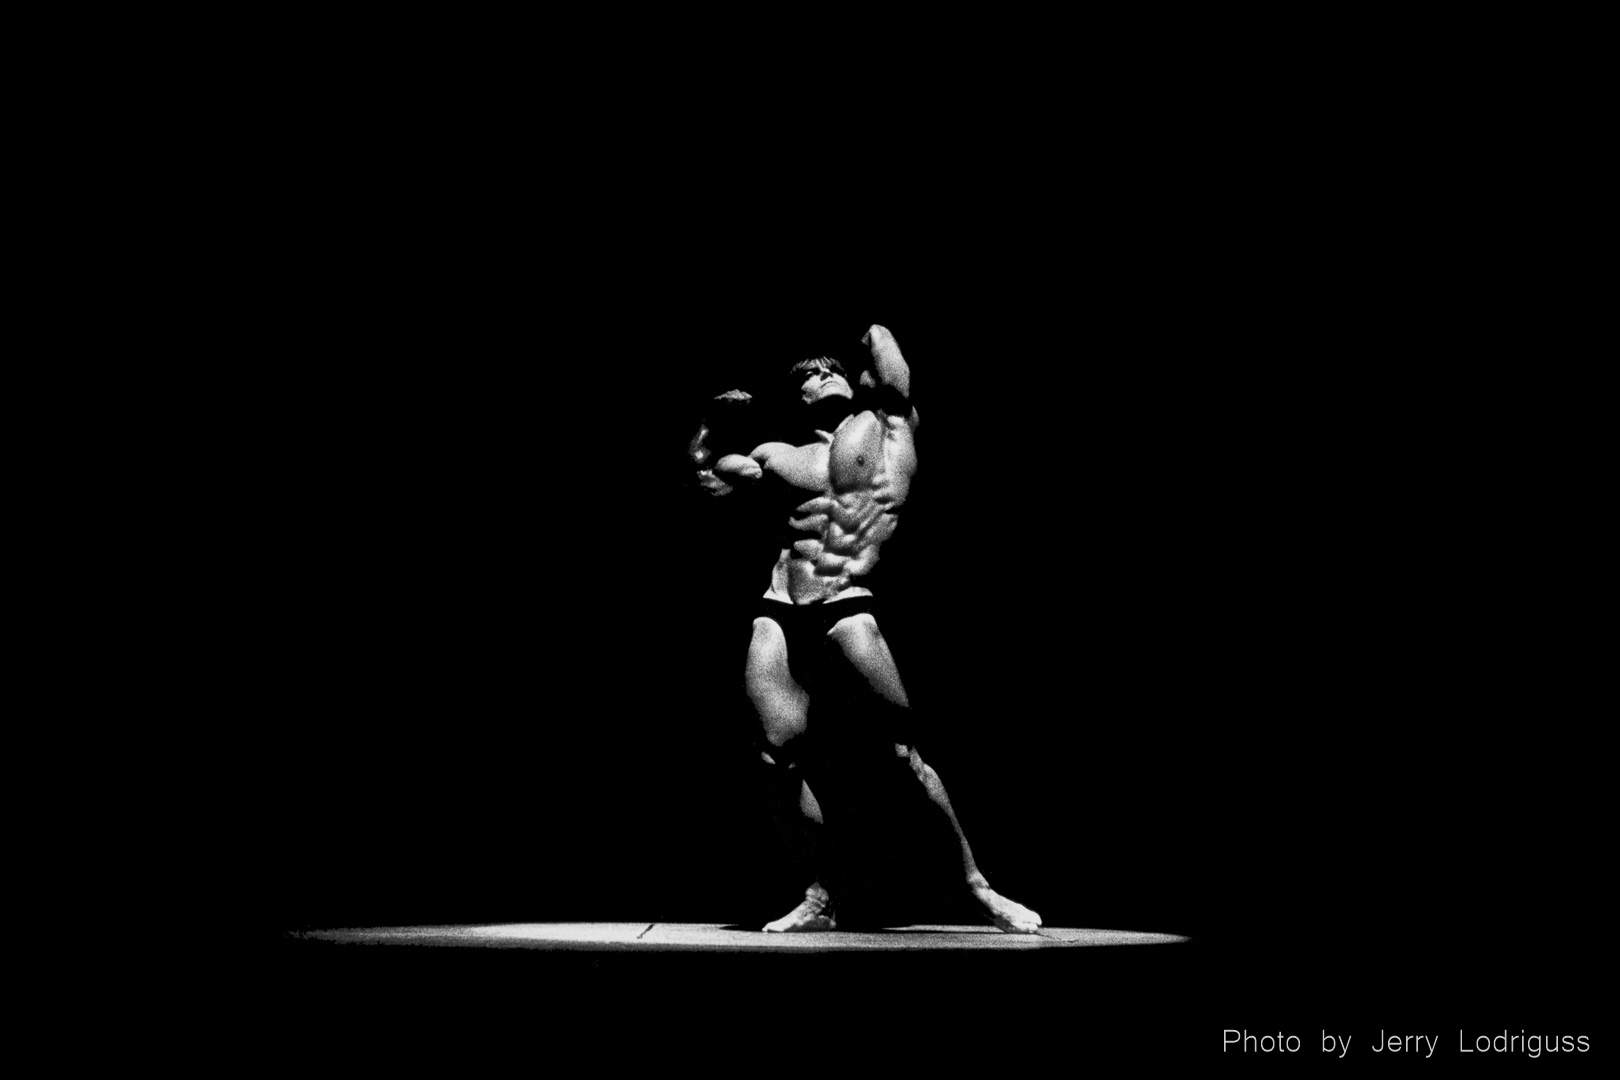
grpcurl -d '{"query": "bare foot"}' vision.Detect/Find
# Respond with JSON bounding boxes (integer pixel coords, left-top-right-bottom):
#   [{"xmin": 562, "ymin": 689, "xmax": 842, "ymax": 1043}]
[
  {"xmin": 969, "ymin": 878, "xmax": 1042, "ymax": 934},
  {"xmin": 762, "ymin": 884, "xmax": 837, "ymax": 933}
]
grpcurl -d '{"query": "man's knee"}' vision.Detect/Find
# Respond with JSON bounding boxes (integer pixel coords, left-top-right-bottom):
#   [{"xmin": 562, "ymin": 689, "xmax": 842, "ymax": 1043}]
[
  {"xmin": 761, "ymin": 735, "xmax": 810, "ymax": 773},
  {"xmin": 759, "ymin": 739, "xmax": 824, "ymax": 809},
  {"xmin": 760, "ymin": 707, "xmax": 809, "ymax": 748}
]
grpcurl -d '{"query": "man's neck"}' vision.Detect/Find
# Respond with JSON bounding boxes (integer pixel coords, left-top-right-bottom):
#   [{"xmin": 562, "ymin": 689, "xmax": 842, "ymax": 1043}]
[{"xmin": 792, "ymin": 395, "xmax": 854, "ymax": 443}]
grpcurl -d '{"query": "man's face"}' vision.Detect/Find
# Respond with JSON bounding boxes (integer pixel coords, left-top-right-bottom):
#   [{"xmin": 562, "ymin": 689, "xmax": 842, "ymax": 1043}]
[{"xmin": 798, "ymin": 361, "xmax": 853, "ymax": 405}]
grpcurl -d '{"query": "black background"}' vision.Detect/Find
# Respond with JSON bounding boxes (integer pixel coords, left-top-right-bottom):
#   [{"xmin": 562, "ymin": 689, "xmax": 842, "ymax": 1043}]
[
  {"xmin": 224, "ymin": 83, "xmax": 1603, "ymax": 1061},
  {"xmin": 252, "ymin": 255, "xmax": 1587, "ymax": 918}
]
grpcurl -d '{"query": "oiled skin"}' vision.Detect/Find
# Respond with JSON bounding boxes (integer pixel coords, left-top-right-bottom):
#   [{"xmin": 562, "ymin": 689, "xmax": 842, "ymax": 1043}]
[
  {"xmin": 701, "ymin": 326, "xmax": 1041, "ymax": 934},
  {"xmin": 752, "ymin": 404, "xmax": 916, "ymax": 605}
]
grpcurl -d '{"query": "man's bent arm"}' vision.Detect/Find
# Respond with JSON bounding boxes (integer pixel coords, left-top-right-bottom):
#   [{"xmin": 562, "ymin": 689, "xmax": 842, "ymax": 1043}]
[
  {"xmin": 691, "ymin": 390, "xmax": 762, "ymax": 496},
  {"xmin": 859, "ymin": 324, "xmax": 919, "ymax": 427},
  {"xmin": 860, "ymin": 324, "xmax": 911, "ymax": 399}
]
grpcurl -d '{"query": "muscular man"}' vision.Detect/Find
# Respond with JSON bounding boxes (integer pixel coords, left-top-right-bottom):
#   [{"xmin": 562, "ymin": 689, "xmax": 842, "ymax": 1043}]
[{"xmin": 691, "ymin": 325, "xmax": 1041, "ymax": 933}]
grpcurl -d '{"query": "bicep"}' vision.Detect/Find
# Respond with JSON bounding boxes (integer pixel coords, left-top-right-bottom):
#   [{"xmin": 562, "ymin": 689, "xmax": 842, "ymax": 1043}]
[
  {"xmin": 699, "ymin": 443, "xmax": 791, "ymax": 495},
  {"xmin": 748, "ymin": 442, "xmax": 798, "ymax": 464},
  {"xmin": 861, "ymin": 324, "xmax": 911, "ymax": 400}
]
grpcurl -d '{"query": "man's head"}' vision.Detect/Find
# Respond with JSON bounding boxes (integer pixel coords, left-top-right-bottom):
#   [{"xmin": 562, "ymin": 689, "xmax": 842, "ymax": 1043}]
[{"xmin": 790, "ymin": 357, "xmax": 853, "ymax": 406}]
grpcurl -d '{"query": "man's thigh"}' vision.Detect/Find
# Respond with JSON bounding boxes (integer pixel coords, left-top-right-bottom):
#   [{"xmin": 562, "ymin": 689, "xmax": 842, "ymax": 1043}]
[
  {"xmin": 827, "ymin": 612, "xmax": 910, "ymax": 710},
  {"xmin": 746, "ymin": 615, "xmax": 808, "ymax": 747}
]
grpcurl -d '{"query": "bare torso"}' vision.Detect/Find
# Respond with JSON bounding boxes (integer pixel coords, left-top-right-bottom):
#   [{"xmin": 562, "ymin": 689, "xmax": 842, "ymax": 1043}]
[{"xmin": 752, "ymin": 408, "xmax": 917, "ymax": 604}]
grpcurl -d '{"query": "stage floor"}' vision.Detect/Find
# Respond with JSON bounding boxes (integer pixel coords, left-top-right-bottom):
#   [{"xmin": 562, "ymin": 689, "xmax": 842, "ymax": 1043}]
[{"xmin": 293, "ymin": 922, "xmax": 1189, "ymax": 952}]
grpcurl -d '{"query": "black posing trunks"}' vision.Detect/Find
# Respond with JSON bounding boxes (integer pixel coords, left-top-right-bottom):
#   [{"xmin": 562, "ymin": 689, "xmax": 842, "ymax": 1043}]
[
  {"xmin": 757, "ymin": 594, "xmax": 875, "ymax": 692},
  {"xmin": 754, "ymin": 594, "xmax": 913, "ymax": 747}
]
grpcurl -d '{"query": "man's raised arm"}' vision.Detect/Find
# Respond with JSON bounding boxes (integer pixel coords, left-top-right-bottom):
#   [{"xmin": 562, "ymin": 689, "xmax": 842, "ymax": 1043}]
[{"xmin": 859, "ymin": 324, "xmax": 919, "ymax": 426}]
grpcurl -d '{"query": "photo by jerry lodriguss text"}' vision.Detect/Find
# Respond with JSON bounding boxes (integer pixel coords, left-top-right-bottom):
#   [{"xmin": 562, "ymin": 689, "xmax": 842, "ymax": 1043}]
[{"xmin": 1224, "ymin": 1030, "xmax": 1591, "ymax": 1058}]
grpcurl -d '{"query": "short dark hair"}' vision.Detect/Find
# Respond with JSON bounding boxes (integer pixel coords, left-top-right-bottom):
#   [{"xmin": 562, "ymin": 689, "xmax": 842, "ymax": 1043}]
[{"xmin": 788, "ymin": 356, "xmax": 847, "ymax": 380}]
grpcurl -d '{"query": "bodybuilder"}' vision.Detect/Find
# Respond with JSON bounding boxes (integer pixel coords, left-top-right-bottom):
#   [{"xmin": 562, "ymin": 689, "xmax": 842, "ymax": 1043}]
[{"xmin": 691, "ymin": 325, "xmax": 1041, "ymax": 933}]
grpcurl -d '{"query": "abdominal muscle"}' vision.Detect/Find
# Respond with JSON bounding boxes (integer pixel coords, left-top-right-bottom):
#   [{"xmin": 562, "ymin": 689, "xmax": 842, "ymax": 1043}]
[
  {"xmin": 762, "ymin": 489, "xmax": 898, "ymax": 605},
  {"xmin": 757, "ymin": 410, "xmax": 910, "ymax": 606},
  {"xmin": 763, "ymin": 552, "xmax": 876, "ymax": 605}
]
